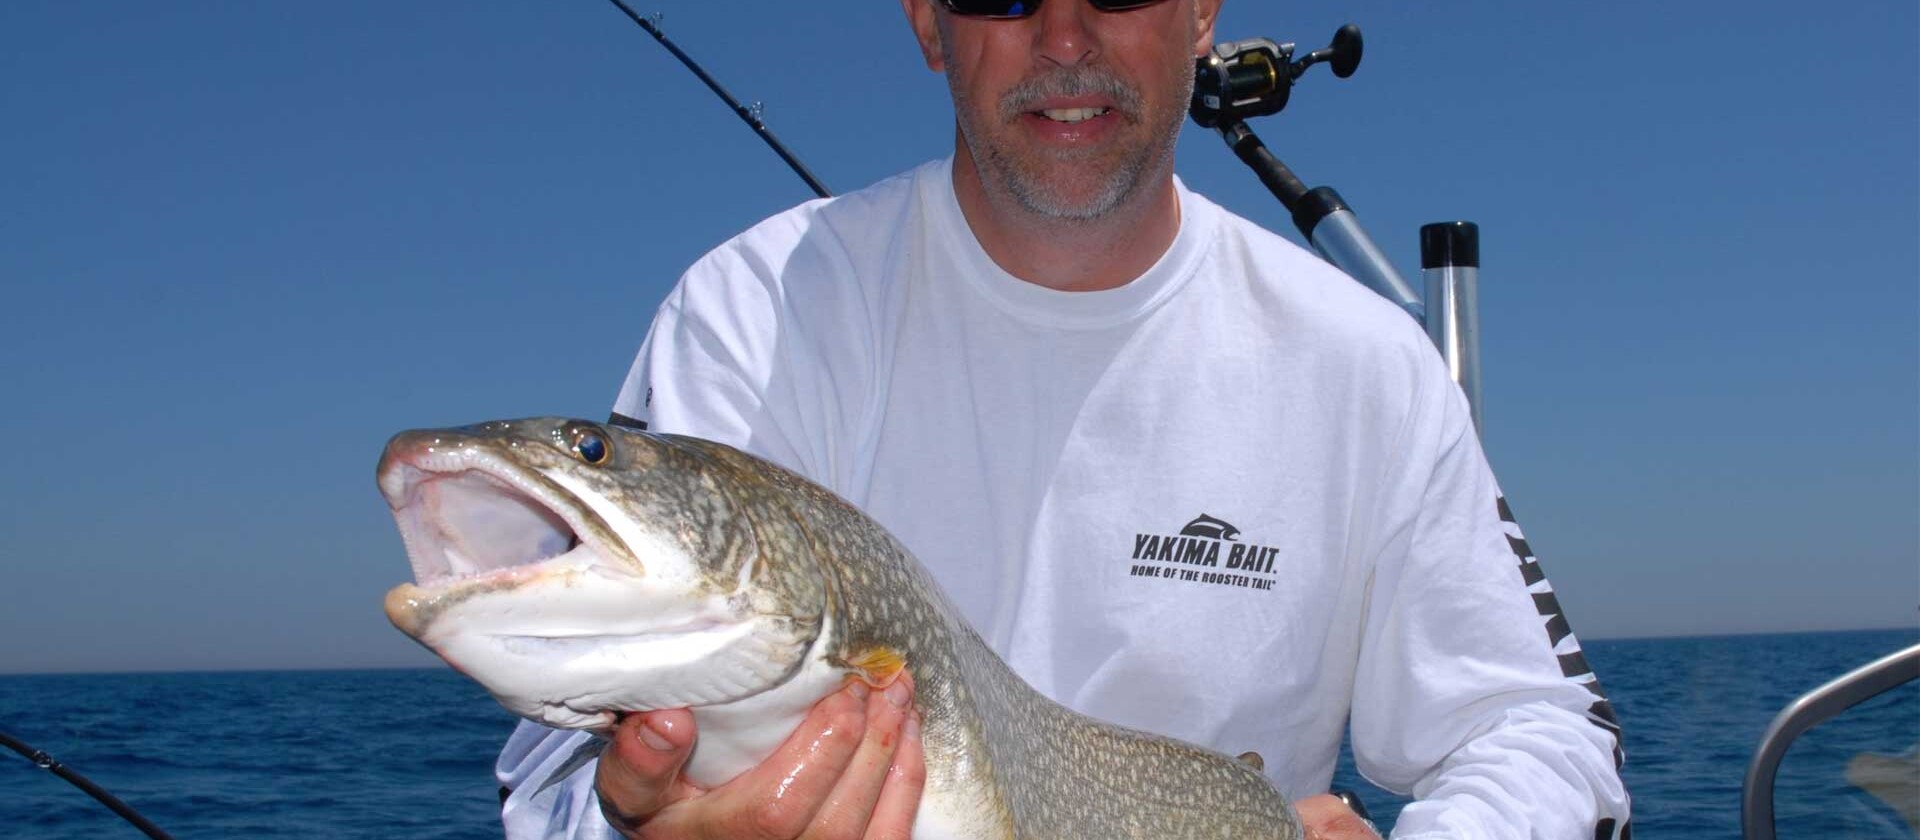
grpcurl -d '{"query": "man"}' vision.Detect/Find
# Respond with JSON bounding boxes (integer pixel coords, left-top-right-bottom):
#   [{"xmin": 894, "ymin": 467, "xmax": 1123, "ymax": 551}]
[{"xmin": 497, "ymin": 0, "xmax": 1631, "ymax": 837}]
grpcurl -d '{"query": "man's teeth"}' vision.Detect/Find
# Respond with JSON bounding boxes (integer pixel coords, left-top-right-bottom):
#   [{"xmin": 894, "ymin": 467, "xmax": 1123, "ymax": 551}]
[{"xmin": 1040, "ymin": 107, "xmax": 1109, "ymax": 124}]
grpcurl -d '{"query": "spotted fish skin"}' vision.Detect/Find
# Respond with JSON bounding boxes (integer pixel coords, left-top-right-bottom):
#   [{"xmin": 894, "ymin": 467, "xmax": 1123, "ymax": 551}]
[{"xmin": 379, "ymin": 419, "xmax": 1300, "ymax": 839}]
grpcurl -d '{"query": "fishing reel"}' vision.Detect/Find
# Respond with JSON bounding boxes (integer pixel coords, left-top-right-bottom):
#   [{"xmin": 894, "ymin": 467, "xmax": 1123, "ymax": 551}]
[{"xmin": 1190, "ymin": 24, "xmax": 1363, "ymax": 128}]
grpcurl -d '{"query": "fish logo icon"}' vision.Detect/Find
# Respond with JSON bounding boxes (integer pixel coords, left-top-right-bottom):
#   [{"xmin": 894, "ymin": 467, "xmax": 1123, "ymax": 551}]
[{"xmin": 1179, "ymin": 514, "xmax": 1240, "ymax": 542}]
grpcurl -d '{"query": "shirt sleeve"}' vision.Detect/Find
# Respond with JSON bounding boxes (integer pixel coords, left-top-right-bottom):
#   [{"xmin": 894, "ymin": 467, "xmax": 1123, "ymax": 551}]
[
  {"xmin": 1351, "ymin": 352, "xmax": 1631, "ymax": 839},
  {"xmin": 497, "ymin": 720, "xmax": 617, "ymax": 840}
]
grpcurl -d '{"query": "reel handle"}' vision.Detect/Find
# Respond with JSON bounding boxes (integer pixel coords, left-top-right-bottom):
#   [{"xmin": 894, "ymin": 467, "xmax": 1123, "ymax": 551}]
[{"xmin": 1301, "ymin": 24, "xmax": 1363, "ymax": 80}]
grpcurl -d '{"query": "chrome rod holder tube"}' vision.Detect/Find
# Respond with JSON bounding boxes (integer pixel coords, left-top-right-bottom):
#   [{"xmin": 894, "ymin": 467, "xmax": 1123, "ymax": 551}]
[{"xmin": 1421, "ymin": 222, "xmax": 1482, "ymax": 433}]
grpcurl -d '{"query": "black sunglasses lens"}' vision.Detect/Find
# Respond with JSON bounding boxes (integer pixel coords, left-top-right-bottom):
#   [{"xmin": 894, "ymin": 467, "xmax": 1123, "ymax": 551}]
[
  {"xmin": 941, "ymin": 0, "xmax": 1036, "ymax": 16},
  {"xmin": 940, "ymin": 0, "xmax": 1164, "ymax": 18}
]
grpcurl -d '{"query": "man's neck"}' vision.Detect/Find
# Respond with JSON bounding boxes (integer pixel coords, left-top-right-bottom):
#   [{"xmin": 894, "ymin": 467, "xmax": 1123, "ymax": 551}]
[{"xmin": 950, "ymin": 142, "xmax": 1181, "ymax": 293}]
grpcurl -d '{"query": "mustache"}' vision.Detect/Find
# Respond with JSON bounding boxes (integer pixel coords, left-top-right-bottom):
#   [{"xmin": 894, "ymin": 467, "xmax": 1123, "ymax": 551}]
[{"xmin": 998, "ymin": 67, "xmax": 1143, "ymax": 121}]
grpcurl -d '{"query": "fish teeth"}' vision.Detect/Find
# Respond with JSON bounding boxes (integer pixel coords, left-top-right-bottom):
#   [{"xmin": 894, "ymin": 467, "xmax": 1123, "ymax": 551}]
[{"xmin": 1040, "ymin": 107, "xmax": 1108, "ymax": 123}]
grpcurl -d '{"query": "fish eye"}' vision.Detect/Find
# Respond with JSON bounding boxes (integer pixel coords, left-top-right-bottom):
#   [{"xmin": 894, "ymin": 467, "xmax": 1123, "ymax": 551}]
[{"xmin": 568, "ymin": 427, "xmax": 611, "ymax": 465}]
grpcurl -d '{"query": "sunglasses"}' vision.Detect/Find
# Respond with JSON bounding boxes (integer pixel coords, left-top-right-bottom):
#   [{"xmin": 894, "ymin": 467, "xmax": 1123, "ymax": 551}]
[{"xmin": 935, "ymin": 0, "xmax": 1169, "ymax": 19}]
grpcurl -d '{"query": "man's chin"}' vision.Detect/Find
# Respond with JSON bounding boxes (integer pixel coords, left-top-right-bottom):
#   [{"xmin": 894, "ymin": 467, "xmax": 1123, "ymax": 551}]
[
  {"xmin": 960, "ymin": 121, "xmax": 1159, "ymax": 220},
  {"xmin": 999, "ymin": 164, "xmax": 1141, "ymax": 221},
  {"xmin": 1008, "ymin": 188, "xmax": 1127, "ymax": 221}
]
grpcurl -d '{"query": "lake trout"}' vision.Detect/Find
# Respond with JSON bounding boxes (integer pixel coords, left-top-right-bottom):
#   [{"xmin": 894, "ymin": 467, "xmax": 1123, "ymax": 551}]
[{"xmin": 379, "ymin": 417, "xmax": 1301, "ymax": 839}]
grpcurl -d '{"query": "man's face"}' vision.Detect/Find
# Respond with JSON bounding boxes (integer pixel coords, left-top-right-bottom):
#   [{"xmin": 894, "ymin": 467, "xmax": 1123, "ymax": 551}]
[{"xmin": 904, "ymin": 0, "xmax": 1221, "ymax": 220}]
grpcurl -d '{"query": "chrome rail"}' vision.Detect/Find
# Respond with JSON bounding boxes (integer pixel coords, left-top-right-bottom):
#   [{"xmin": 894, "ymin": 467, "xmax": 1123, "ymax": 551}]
[{"xmin": 1741, "ymin": 641, "xmax": 1920, "ymax": 839}]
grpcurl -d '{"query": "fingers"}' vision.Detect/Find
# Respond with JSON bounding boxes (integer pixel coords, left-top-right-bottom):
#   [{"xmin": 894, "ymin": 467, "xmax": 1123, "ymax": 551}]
[
  {"xmin": 596, "ymin": 709, "xmax": 699, "ymax": 837},
  {"xmin": 646, "ymin": 681, "xmax": 873, "ymax": 840},
  {"xmin": 593, "ymin": 675, "xmax": 927, "ymax": 840},
  {"xmin": 1293, "ymin": 793, "xmax": 1381, "ymax": 840},
  {"xmin": 863, "ymin": 701, "xmax": 926, "ymax": 840},
  {"xmin": 802, "ymin": 673, "xmax": 920, "ymax": 840}
]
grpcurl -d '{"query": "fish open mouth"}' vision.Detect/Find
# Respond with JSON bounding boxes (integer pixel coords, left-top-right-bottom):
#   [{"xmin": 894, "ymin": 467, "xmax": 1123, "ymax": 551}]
[
  {"xmin": 374, "ymin": 420, "xmax": 827, "ymax": 731},
  {"xmin": 381, "ymin": 457, "xmax": 606, "ymax": 590}
]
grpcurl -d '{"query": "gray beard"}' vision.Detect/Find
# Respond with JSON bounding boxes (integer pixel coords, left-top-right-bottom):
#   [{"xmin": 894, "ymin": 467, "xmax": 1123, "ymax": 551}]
[
  {"xmin": 948, "ymin": 63, "xmax": 1191, "ymax": 221},
  {"xmin": 983, "ymin": 135, "xmax": 1146, "ymax": 221}
]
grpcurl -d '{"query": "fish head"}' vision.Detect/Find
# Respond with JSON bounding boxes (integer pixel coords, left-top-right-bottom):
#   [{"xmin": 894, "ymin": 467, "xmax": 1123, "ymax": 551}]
[{"xmin": 378, "ymin": 417, "xmax": 826, "ymax": 731}]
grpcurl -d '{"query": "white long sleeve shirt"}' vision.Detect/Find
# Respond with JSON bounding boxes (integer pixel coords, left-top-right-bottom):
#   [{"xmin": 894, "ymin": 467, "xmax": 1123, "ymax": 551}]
[{"xmin": 498, "ymin": 158, "xmax": 1630, "ymax": 839}]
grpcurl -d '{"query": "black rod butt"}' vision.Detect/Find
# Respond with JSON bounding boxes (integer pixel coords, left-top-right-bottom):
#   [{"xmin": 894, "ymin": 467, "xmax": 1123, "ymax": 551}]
[{"xmin": 1420, "ymin": 221, "xmax": 1480, "ymax": 269}]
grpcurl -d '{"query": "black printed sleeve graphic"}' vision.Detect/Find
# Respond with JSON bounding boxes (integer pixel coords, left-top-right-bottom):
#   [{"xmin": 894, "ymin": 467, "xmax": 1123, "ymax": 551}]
[{"xmin": 1499, "ymin": 496, "xmax": 1630, "ymax": 836}]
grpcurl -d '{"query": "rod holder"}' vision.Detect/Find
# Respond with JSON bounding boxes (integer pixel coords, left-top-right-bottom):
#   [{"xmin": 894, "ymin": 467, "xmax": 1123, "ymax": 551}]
[{"xmin": 1421, "ymin": 221, "xmax": 1482, "ymax": 433}]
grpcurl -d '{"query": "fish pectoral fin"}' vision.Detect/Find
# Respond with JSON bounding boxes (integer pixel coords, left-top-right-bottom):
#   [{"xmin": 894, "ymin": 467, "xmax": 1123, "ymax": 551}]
[
  {"xmin": 529, "ymin": 733, "xmax": 612, "ymax": 800},
  {"xmin": 844, "ymin": 646, "xmax": 908, "ymax": 688},
  {"xmin": 1236, "ymin": 751, "xmax": 1265, "ymax": 772}
]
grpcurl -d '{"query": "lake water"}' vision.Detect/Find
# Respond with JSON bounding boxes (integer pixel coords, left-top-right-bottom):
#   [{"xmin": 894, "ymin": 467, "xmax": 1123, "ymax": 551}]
[{"xmin": 2, "ymin": 628, "xmax": 1914, "ymax": 837}]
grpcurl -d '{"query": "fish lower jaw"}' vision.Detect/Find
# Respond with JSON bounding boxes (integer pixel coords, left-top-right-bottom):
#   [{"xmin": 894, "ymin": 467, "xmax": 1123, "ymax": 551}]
[
  {"xmin": 429, "ymin": 610, "xmax": 813, "ymax": 732},
  {"xmin": 383, "ymin": 556, "xmax": 623, "ymax": 638},
  {"xmin": 415, "ymin": 531, "xmax": 623, "ymax": 593}
]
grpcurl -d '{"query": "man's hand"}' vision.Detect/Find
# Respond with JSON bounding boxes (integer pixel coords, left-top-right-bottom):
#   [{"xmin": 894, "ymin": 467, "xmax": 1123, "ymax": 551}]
[
  {"xmin": 1294, "ymin": 794, "xmax": 1382, "ymax": 840},
  {"xmin": 595, "ymin": 672, "xmax": 925, "ymax": 840}
]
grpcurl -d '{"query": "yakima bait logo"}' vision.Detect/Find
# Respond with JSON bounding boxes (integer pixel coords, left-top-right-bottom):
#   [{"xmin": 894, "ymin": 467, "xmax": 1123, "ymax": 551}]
[{"xmin": 1128, "ymin": 514, "xmax": 1278, "ymax": 592}]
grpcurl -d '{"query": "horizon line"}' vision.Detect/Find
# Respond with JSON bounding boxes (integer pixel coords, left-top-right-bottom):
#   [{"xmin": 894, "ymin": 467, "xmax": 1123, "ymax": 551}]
[{"xmin": 2, "ymin": 625, "xmax": 1914, "ymax": 679}]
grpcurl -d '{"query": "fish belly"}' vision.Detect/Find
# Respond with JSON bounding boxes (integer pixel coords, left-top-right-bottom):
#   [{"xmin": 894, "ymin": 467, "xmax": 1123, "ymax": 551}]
[
  {"xmin": 682, "ymin": 619, "xmax": 849, "ymax": 788},
  {"xmin": 911, "ymin": 798, "xmax": 998, "ymax": 840}
]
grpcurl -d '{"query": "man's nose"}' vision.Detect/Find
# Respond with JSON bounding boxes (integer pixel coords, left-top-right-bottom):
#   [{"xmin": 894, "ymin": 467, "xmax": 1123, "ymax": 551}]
[{"xmin": 1030, "ymin": 0, "xmax": 1099, "ymax": 68}]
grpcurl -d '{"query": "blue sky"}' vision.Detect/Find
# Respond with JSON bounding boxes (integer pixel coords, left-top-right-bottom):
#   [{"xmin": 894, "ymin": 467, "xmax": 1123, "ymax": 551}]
[{"xmin": 1, "ymin": 1, "xmax": 1913, "ymax": 674}]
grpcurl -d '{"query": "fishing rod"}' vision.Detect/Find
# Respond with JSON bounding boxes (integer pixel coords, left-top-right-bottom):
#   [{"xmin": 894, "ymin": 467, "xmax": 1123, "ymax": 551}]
[
  {"xmin": 601, "ymin": 0, "xmax": 832, "ymax": 199},
  {"xmin": 1191, "ymin": 26, "xmax": 1419, "ymax": 320},
  {"xmin": 1192, "ymin": 25, "xmax": 1485, "ymax": 431},
  {"xmin": 0, "ymin": 728, "xmax": 177, "ymax": 840}
]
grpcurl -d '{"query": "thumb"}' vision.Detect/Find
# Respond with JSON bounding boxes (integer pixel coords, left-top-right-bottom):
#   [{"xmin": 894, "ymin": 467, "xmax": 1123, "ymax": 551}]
[{"xmin": 595, "ymin": 709, "xmax": 698, "ymax": 833}]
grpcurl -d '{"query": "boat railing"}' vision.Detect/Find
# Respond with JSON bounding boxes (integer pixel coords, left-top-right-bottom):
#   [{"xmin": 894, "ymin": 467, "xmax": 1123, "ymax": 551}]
[{"xmin": 1741, "ymin": 641, "xmax": 1920, "ymax": 839}]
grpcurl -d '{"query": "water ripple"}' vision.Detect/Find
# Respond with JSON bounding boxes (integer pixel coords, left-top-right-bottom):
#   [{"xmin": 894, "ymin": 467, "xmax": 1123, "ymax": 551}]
[{"xmin": 4, "ymin": 631, "xmax": 1915, "ymax": 838}]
